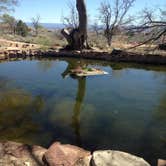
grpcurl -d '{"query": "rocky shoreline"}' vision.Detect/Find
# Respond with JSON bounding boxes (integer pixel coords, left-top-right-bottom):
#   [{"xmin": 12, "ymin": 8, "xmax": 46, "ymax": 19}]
[
  {"xmin": 0, "ymin": 47, "xmax": 166, "ymax": 65},
  {"xmin": 0, "ymin": 38, "xmax": 166, "ymax": 64},
  {"xmin": 0, "ymin": 141, "xmax": 154, "ymax": 166}
]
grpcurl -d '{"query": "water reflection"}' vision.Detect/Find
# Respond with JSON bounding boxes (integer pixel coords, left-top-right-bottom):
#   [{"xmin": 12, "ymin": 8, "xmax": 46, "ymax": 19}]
[
  {"xmin": 72, "ymin": 77, "xmax": 86, "ymax": 146},
  {"xmin": 0, "ymin": 79, "xmax": 45, "ymax": 144},
  {"xmin": 134, "ymin": 92, "xmax": 166, "ymax": 164},
  {"xmin": 62, "ymin": 60, "xmax": 87, "ymax": 146},
  {"xmin": 0, "ymin": 58, "xmax": 166, "ymax": 165},
  {"xmin": 0, "ymin": 89, "xmax": 36, "ymax": 140},
  {"xmin": 37, "ymin": 60, "xmax": 54, "ymax": 72},
  {"xmin": 60, "ymin": 57, "xmax": 166, "ymax": 72},
  {"xmin": 153, "ymin": 92, "xmax": 166, "ymax": 149}
]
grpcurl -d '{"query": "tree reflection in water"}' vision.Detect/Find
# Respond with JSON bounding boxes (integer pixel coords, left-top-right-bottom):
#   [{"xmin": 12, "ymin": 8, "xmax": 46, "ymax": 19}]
[
  {"xmin": 37, "ymin": 60, "xmax": 54, "ymax": 72},
  {"xmin": 1, "ymin": 58, "xmax": 166, "ymax": 165},
  {"xmin": 62, "ymin": 60, "xmax": 87, "ymax": 146},
  {"xmin": 72, "ymin": 77, "xmax": 86, "ymax": 146}
]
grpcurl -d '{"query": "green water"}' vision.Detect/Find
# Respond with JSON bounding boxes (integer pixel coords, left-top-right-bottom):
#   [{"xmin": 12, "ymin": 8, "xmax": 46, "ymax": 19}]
[{"xmin": 0, "ymin": 58, "xmax": 166, "ymax": 165}]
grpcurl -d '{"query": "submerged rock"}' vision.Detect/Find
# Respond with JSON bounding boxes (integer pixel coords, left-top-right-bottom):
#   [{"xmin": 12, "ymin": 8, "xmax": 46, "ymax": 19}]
[
  {"xmin": 44, "ymin": 142, "xmax": 91, "ymax": 166},
  {"xmin": 0, "ymin": 141, "xmax": 47, "ymax": 166},
  {"xmin": 91, "ymin": 150, "xmax": 150, "ymax": 166}
]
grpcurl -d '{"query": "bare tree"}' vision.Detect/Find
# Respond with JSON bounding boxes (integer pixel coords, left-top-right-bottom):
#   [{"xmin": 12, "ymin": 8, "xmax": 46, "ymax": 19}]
[
  {"xmin": 127, "ymin": 8, "xmax": 166, "ymax": 49},
  {"xmin": 31, "ymin": 15, "xmax": 41, "ymax": 36},
  {"xmin": 62, "ymin": 0, "xmax": 78, "ymax": 28},
  {"xmin": 91, "ymin": 21, "xmax": 100, "ymax": 36},
  {"xmin": 98, "ymin": 0, "xmax": 135, "ymax": 46},
  {"xmin": 61, "ymin": 0, "xmax": 89, "ymax": 50}
]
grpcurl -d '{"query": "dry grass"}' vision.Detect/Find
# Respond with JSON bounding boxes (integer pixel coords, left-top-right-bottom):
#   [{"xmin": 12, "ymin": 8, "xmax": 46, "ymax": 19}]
[
  {"xmin": 89, "ymin": 33, "xmax": 166, "ymax": 56},
  {"xmin": 0, "ymin": 27, "xmax": 67, "ymax": 48},
  {"xmin": 1, "ymin": 27, "xmax": 166, "ymax": 56}
]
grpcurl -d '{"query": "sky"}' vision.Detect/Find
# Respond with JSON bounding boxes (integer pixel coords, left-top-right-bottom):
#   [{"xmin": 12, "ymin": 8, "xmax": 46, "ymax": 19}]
[{"xmin": 11, "ymin": 0, "xmax": 165, "ymax": 23}]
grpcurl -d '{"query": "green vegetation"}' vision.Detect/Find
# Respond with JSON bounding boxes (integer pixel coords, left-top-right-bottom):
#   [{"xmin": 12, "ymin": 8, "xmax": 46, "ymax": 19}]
[
  {"xmin": 16, "ymin": 20, "xmax": 29, "ymax": 37},
  {"xmin": 1, "ymin": 14, "xmax": 16, "ymax": 34},
  {"xmin": 0, "ymin": 14, "xmax": 29, "ymax": 37}
]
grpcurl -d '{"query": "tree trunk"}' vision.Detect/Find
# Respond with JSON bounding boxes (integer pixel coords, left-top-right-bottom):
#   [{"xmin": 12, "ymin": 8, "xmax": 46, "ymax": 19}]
[
  {"xmin": 61, "ymin": 0, "xmax": 89, "ymax": 50},
  {"xmin": 105, "ymin": 27, "xmax": 113, "ymax": 46}
]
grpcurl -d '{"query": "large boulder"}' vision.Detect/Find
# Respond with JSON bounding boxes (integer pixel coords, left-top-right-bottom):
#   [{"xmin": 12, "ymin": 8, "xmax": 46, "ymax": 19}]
[
  {"xmin": 44, "ymin": 142, "xmax": 91, "ymax": 166},
  {"xmin": 0, "ymin": 141, "xmax": 47, "ymax": 166},
  {"xmin": 91, "ymin": 150, "xmax": 150, "ymax": 166},
  {"xmin": 0, "ymin": 141, "xmax": 152, "ymax": 166}
]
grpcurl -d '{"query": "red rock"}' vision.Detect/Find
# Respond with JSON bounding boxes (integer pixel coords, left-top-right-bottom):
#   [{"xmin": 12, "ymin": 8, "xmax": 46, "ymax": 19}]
[
  {"xmin": 44, "ymin": 142, "xmax": 91, "ymax": 166},
  {"xmin": 158, "ymin": 159, "xmax": 166, "ymax": 166},
  {"xmin": 0, "ymin": 141, "xmax": 47, "ymax": 166}
]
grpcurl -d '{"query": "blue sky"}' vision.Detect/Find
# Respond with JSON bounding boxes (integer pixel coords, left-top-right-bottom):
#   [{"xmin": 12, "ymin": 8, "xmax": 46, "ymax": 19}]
[{"xmin": 12, "ymin": 0, "xmax": 165, "ymax": 23}]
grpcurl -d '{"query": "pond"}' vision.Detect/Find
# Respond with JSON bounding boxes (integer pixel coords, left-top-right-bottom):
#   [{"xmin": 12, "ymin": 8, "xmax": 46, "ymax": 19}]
[{"xmin": 0, "ymin": 58, "xmax": 166, "ymax": 165}]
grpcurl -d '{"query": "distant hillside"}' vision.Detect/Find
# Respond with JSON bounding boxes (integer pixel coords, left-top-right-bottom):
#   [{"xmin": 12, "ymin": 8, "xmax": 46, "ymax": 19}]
[
  {"xmin": 27, "ymin": 23, "xmax": 97, "ymax": 30},
  {"xmin": 27, "ymin": 23, "xmax": 65, "ymax": 30}
]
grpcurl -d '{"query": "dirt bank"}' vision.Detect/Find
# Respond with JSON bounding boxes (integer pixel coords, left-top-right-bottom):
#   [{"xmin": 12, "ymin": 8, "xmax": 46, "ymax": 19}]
[{"xmin": 0, "ymin": 38, "xmax": 166, "ymax": 65}]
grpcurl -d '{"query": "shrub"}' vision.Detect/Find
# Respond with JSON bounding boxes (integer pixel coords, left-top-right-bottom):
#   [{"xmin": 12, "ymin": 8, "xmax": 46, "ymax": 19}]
[{"xmin": 16, "ymin": 20, "xmax": 29, "ymax": 37}]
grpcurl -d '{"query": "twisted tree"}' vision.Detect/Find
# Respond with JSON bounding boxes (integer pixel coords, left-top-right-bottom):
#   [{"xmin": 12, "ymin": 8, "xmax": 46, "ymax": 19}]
[
  {"xmin": 0, "ymin": 0, "xmax": 18, "ymax": 13},
  {"xmin": 98, "ymin": 0, "xmax": 135, "ymax": 46},
  {"xmin": 61, "ymin": 0, "xmax": 89, "ymax": 50},
  {"xmin": 127, "ymin": 8, "xmax": 166, "ymax": 49},
  {"xmin": 31, "ymin": 15, "xmax": 41, "ymax": 36}
]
